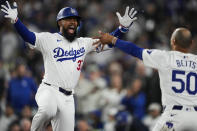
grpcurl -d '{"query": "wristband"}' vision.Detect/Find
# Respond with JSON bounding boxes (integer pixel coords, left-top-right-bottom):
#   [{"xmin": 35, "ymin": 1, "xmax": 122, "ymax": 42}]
[
  {"xmin": 11, "ymin": 17, "xmax": 18, "ymax": 24},
  {"xmin": 119, "ymin": 25, "xmax": 129, "ymax": 33},
  {"xmin": 15, "ymin": 17, "xmax": 18, "ymax": 23}
]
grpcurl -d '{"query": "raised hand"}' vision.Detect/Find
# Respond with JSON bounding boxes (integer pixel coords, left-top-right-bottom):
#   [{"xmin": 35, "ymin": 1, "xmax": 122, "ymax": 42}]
[
  {"xmin": 1, "ymin": 1, "xmax": 18, "ymax": 23},
  {"xmin": 116, "ymin": 6, "xmax": 137, "ymax": 29}
]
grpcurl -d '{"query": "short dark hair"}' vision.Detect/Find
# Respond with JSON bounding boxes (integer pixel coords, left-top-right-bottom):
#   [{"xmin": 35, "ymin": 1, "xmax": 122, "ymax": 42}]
[{"xmin": 172, "ymin": 28, "xmax": 192, "ymax": 48}]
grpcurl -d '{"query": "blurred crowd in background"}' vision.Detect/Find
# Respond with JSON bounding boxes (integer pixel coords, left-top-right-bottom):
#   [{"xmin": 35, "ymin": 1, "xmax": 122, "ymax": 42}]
[{"xmin": 0, "ymin": 0, "xmax": 197, "ymax": 131}]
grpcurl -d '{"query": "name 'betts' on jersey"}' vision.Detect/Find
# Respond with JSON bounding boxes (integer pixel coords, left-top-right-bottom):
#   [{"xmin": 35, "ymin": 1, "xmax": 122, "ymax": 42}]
[
  {"xmin": 142, "ymin": 49, "xmax": 197, "ymax": 106},
  {"xmin": 29, "ymin": 32, "xmax": 97, "ymax": 90}
]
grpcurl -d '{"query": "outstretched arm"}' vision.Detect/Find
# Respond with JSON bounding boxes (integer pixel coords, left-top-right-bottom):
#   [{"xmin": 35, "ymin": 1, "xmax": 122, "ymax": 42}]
[
  {"xmin": 14, "ymin": 19, "xmax": 36, "ymax": 45},
  {"xmin": 95, "ymin": 6, "xmax": 137, "ymax": 52},
  {"xmin": 1, "ymin": 1, "xmax": 36, "ymax": 45},
  {"xmin": 93, "ymin": 31, "xmax": 144, "ymax": 60},
  {"xmin": 114, "ymin": 39, "xmax": 143, "ymax": 60}
]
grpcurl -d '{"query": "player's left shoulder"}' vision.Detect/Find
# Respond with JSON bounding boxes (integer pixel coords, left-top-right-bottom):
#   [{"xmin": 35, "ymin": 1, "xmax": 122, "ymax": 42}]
[
  {"xmin": 52, "ymin": 32, "xmax": 62, "ymax": 38},
  {"xmin": 144, "ymin": 49, "xmax": 169, "ymax": 55},
  {"xmin": 77, "ymin": 37, "xmax": 97, "ymax": 44},
  {"xmin": 77, "ymin": 37, "xmax": 92, "ymax": 41}
]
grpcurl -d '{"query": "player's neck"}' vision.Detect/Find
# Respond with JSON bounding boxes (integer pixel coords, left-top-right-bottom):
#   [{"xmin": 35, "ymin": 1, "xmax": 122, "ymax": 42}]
[{"xmin": 174, "ymin": 46, "xmax": 189, "ymax": 53}]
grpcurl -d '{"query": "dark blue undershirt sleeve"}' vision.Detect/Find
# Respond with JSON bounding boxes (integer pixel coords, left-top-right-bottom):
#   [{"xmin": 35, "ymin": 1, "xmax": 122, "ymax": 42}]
[
  {"xmin": 115, "ymin": 39, "xmax": 144, "ymax": 60},
  {"xmin": 14, "ymin": 19, "xmax": 36, "ymax": 45}
]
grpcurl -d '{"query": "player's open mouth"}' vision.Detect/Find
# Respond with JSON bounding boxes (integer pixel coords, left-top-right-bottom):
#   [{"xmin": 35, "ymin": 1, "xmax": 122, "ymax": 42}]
[{"xmin": 68, "ymin": 26, "xmax": 76, "ymax": 34}]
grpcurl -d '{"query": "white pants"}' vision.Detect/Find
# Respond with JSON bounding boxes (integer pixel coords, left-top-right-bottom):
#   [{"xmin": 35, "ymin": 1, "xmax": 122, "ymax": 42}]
[
  {"xmin": 153, "ymin": 105, "xmax": 197, "ymax": 131},
  {"xmin": 31, "ymin": 83, "xmax": 75, "ymax": 131}
]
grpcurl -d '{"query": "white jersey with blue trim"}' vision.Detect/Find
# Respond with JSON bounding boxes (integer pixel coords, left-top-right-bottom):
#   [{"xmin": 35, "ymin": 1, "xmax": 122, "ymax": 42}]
[
  {"xmin": 29, "ymin": 32, "xmax": 97, "ymax": 89},
  {"xmin": 142, "ymin": 49, "xmax": 197, "ymax": 106}
]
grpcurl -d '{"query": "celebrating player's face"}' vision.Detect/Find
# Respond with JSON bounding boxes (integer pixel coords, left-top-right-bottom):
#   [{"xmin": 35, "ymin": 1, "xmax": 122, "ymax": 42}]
[{"xmin": 58, "ymin": 17, "xmax": 78, "ymax": 42}]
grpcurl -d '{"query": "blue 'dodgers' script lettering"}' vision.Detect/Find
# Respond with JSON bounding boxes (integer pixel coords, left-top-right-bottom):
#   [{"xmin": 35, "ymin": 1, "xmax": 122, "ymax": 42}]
[{"xmin": 53, "ymin": 47, "xmax": 85, "ymax": 62}]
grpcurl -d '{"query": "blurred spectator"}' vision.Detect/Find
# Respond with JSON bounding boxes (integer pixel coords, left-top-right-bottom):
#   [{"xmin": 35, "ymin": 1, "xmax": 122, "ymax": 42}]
[
  {"xmin": 24, "ymin": 49, "xmax": 44, "ymax": 84},
  {"xmin": 88, "ymin": 110, "xmax": 103, "ymax": 130},
  {"xmin": 143, "ymin": 103, "xmax": 161, "ymax": 131},
  {"xmin": 75, "ymin": 72, "xmax": 95, "ymax": 116},
  {"xmin": 76, "ymin": 120, "xmax": 92, "ymax": 131},
  {"xmin": 7, "ymin": 121, "xmax": 21, "ymax": 131},
  {"xmin": 83, "ymin": 84, "xmax": 103, "ymax": 114},
  {"xmin": 0, "ymin": 104, "xmax": 17, "ymax": 131},
  {"xmin": 21, "ymin": 106, "xmax": 33, "ymax": 120},
  {"xmin": 126, "ymin": 20, "xmax": 143, "ymax": 42},
  {"xmin": 87, "ymin": 64, "xmax": 107, "ymax": 89},
  {"xmin": 85, "ymin": 48, "xmax": 116, "ymax": 67},
  {"xmin": 115, "ymin": 110, "xmax": 132, "ymax": 131},
  {"xmin": 100, "ymin": 73, "xmax": 126, "ymax": 122},
  {"xmin": 146, "ymin": 70, "xmax": 161, "ymax": 105},
  {"xmin": 0, "ymin": 29, "xmax": 19, "ymax": 63},
  {"xmin": 20, "ymin": 118, "xmax": 31, "ymax": 131},
  {"xmin": 108, "ymin": 61, "xmax": 123, "ymax": 76},
  {"xmin": 7, "ymin": 63, "xmax": 38, "ymax": 114},
  {"xmin": 76, "ymin": 64, "xmax": 106, "ymax": 116},
  {"xmin": 104, "ymin": 108, "xmax": 117, "ymax": 131},
  {"xmin": 129, "ymin": 116, "xmax": 149, "ymax": 131},
  {"xmin": 0, "ymin": 59, "xmax": 10, "ymax": 88},
  {"xmin": 121, "ymin": 78, "xmax": 146, "ymax": 120},
  {"xmin": 0, "ymin": 59, "xmax": 10, "ymax": 114}
]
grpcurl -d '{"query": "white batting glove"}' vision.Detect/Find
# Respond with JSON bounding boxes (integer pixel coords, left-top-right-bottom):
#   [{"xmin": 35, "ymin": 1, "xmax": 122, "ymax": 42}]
[
  {"xmin": 1, "ymin": 1, "xmax": 18, "ymax": 23},
  {"xmin": 116, "ymin": 6, "xmax": 137, "ymax": 29}
]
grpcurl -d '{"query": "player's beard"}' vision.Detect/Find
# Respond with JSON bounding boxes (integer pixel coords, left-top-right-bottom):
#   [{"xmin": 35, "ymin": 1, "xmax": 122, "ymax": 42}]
[{"xmin": 62, "ymin": 27, "xmax": 77, "ymax": 42}]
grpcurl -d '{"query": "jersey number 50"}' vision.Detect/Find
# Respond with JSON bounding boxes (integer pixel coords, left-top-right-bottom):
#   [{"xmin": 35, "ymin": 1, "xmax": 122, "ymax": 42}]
[{"xmin": 172, "ymin": 70, "xmax": 197, "ymax": 95}]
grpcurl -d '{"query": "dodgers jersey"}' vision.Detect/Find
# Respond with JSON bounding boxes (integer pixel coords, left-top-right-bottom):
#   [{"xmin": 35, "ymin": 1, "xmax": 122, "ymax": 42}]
[
  {"xmin": 143, "ymin": 49, "xmax": 197, "ymax": 106},
  {"xmin": 29, "ymin": 32, "xmax": 97, "ymax": 89}
]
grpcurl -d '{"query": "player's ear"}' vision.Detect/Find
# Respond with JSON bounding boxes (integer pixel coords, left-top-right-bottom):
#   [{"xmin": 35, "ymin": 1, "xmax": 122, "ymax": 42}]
[
  {"xmin": 57, "ymin": 20, "xmax": 63, "ymax": 31},
  {"xmin": 76, "ymin": 21, "xmax": 82, "ymax": 33},
  {"xmin": 191, "ymin": 40, "xmax": 194, "ymax": 46},
  {"xmin": 189, "ymin": 40, "xmax": 194, "ymax": 49},
  {"xmin": 170, "ymin": 38, "xmax": 175, "ymax": 50},
  {"xmin": 173, "ymin": 39, "xmax": 176, "ymax": 45},
  {"xmin": 171, "ymin": 39, "xmax": 176, "ymax": 46},
  {"xmin": 58, "ymin": 20, "xmax": 62, "ymax": 27}
]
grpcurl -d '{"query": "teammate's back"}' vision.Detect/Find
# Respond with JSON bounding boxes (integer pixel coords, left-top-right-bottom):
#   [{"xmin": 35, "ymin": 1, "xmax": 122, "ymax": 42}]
[
  {"xmin": 93, "ymin": 26, "xmax": 196, "ymax": 130},
  {"xmin": 157, "ymin": 50, "xmax": 197, "ymax": 106}
]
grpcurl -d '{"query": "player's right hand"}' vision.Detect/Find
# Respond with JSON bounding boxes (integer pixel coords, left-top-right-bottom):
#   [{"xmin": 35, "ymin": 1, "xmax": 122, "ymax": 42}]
[
  {"xmin": 93, "ymin": 30, "xmax": 117, "ymax": 51},
  {"xmin": 1, "ymin": 1, "xmax": 18, "ymax": 23}
]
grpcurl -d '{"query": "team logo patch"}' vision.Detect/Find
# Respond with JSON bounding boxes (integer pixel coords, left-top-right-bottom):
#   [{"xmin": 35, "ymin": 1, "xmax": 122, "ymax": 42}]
[
  {"xmin": 183, "ymin": 56, "xmax": 188, "ymax": 59},
  {"xmin": 53, "ymin": 47, "xmax": 85, "ymax": 62},
  {"xmin": 71, "ymin": 8, "xmax": 76, "ymax": 14},
  {"xmin": 147, "ymin": 50, "xmax": 153, "ymax": 54}
]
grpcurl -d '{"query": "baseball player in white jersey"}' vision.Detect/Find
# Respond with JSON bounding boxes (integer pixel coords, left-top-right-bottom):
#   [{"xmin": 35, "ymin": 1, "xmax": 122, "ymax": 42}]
[
  {"xmin": 1, "ymin": 1, "xmax": 137, "ymax": 131},
  {"xmin": 93, "ymin": 27, "xmax": 197, "ymax": 130}
]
